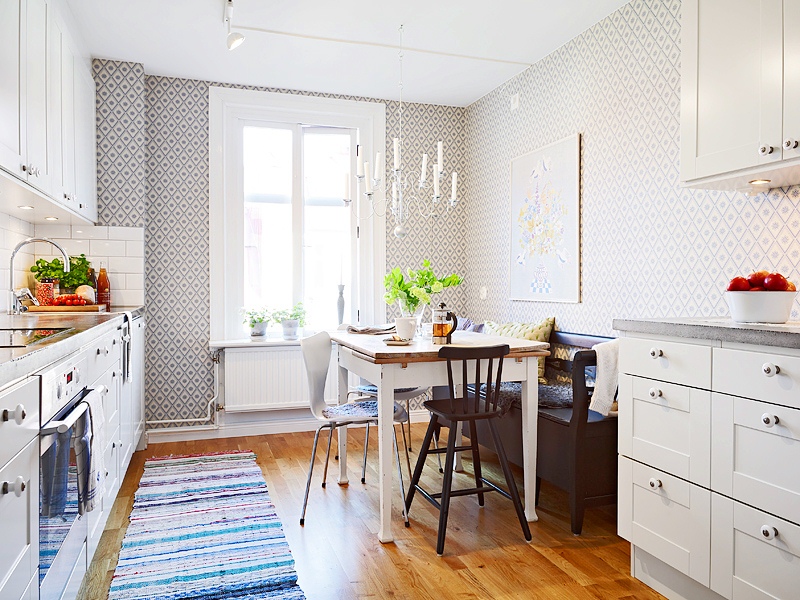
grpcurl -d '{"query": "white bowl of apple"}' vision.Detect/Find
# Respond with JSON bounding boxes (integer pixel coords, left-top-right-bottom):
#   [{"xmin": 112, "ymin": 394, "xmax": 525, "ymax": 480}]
[{"xmin": 725, "ymin": 271, "xmax": 797, "ymax": 323}]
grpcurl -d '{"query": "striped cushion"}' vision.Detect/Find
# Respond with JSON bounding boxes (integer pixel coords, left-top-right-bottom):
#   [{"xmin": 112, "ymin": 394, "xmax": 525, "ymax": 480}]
[{"xmin": 356, "ymin": 384, "xmax": 419, "ymax": 395}]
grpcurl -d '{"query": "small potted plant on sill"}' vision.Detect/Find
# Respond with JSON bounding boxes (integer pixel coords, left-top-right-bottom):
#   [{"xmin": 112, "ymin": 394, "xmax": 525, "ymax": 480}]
[
  {"xmin": 243, "ymin": 307, "xmax": 270, "ymax": 337},
  {"xmin": 272, "ymin": 303, "xmax": 306, "ymax": 341}
]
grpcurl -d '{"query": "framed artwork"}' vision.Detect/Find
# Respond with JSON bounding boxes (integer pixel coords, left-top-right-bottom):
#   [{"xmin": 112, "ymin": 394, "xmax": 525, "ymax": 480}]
[{"xmin": 509, "ymin": 133, "xmax": 581, "ymax": 303}]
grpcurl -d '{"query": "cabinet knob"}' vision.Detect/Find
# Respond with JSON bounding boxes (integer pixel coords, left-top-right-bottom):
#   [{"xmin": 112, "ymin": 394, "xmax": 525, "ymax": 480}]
[
  {"xmin": 758, "ymin": 144, "xmax": 775, "ymax": 156},
  {"xmin": 784, "ymin": 138, "xmax": 799, "ymax": 150},
  {"xmin": 760, "ymin": 525, "xmax": 778, "ymax": 540},
  {"xmin": 98, "ymin": 346, "xmax": 109, "ymax": 356},
  {"xmin": 648, "ymin": 388, "xmax": 662, "ymax": 399},
  {"xmin": 1, "ymin": 476, "xmax": 26, "ymax": 497},
  {"xmin": 649, "ymin": 347, "xmax": 663, "ymax": 359},
  {"xmin": 761, "ymin": 413, "xmax": 780, "ymax": 428},
  {"xmin": 648, "ymin": 478, "xmax": 662, "ymax": 489},
  {"xmin": 762, "ymin": 362, "xmax": 780, "ymax": 377},
  {"xmin": 2, "ymin": 404, "xmax": 26, "ymax": 424}
]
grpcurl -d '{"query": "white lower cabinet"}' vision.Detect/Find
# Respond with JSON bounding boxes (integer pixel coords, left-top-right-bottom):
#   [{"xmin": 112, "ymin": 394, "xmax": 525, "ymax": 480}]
[
  {"xmin": 620, "ymin": 334, "xmax": 800, "ymax": 600},
  {"xmin": 0, "ymin": 437, "xmax": 39, "ymax": 600},
  {"xmin": 619, "ymin": 456, "xmax": 711, "ymax": 586},
  {"xmin": 711, "ymin": 494, "xmax": 800, "ymax": 600}
]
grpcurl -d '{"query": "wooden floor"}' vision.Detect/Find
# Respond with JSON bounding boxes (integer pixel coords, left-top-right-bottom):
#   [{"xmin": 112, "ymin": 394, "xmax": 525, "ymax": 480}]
[{"xmin": 80, "ymin": 425, "xmax": 665, "ymax": 600}]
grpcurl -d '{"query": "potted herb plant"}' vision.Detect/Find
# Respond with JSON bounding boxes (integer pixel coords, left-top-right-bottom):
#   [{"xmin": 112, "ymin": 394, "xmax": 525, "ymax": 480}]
[
  {"xmin": 243, "ymin": 307, "xmax": 270, "ymax": 337},
  {"xmin": 272, "ymin": 303, "xmax": 306, "ymax": 340},
  {"xmin": 30, "ymin": 254, "xmax": 93, "ymax": 295}
]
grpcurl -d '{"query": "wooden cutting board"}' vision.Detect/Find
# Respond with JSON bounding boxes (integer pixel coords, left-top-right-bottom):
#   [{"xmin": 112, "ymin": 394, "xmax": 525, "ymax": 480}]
[{"xmin": 27, "ymin": 305, "xmax": 107, "ymax": 312}]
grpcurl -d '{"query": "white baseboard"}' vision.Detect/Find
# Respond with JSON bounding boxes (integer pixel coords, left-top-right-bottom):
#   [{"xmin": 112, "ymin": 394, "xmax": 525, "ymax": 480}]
[{"xmin": 145, "ymin": 408, "xmax": 432, "ymax": 444}]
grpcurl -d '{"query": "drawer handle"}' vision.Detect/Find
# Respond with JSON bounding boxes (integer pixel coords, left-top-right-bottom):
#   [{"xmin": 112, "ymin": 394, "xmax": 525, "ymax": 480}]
[
  {"xmin": 762, "ymin": 363, "xmax": 780, "ymax": 377},
  {"xmin": 98, "ymin": 346, "xmax": 109, "ymax": 356},
  {"xmin": 648, "ymin": 478, "xmax": 662, "ymax": 489},
  {"xmin": 761, "ymin": 413, "xmax": 780, "ymax": 428},
  {"xmin": 649, "ymin": 348, "xmax": 663, "ymax": 359},
  {"xmin": 1, "ymin": 404, "xmax": 26, "ymax": 425},
  {"xmin": 648, "ymin": 388, "xmax": 663, "ymax": 399},
  {"xmin": 760, "ymin": 525, "xmax": 778, "ymax": 540},
  {"xmin": 1, "ymin": 476, "xmax": 26, "ymax": 497}
]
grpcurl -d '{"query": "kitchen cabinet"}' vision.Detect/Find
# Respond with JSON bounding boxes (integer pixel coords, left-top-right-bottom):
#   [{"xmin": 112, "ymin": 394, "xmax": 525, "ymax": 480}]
[
  {"xmin": 681, "ymin": 0, "xmax": 800, "ymax": 192},
  {"xmin": 0, "ymin": 0, "xmax": 53, "ymax": 194},
  {"xmin": 0, "ymin": 0, "xmax": 97, "ymax": 223},
  {"xmin": 0, "ymin": 377, "xmax": 40, "ymax": 600},
  {"xmin": 120, "ymin": 316, "xmax": 146, "ymax": 471},
  {"xmin": 617, "ymin": 329, "xmax": 800, "ymax": 600}
]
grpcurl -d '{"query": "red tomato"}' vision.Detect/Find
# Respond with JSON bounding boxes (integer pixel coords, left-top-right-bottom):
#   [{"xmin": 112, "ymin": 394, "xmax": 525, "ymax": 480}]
[
  {"xmin": 726, "ymin": 277, "xmax": 750, "ymax": 291},
  {"xmin": 764, "ymin": 273, "xmax": 789, "ymax": 291},
  {"xmin": 747, "ymin": 270, "xmax": 770, "ymax": 288},
  {"xmin": 749, "ymin": 286, "xmax": 765, "ymax": 291},
  {"xmin": 65, "ymin": 299, "xmax": 72, "ymax": 305}
]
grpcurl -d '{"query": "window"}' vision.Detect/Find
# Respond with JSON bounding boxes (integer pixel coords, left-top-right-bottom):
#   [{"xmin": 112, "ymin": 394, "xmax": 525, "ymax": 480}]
[{"xmin": 209, "ymin": 88, "xmax": 386, "ymax": 340}]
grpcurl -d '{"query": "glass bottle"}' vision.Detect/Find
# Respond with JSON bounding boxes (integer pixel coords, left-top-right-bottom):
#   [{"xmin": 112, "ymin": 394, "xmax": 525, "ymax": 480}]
[
  {"xmin": 88, "ymin": 268, "xmax": 97, "ymax": 291},
  {"xmin": 97, "ymin": 262, "xmax": 111, "ymax": 311}
]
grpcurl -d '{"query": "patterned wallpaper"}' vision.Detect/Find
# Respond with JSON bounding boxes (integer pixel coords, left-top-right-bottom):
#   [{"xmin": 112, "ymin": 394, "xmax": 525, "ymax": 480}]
[
  {"xmin": 94, "ymin": 60, "xmax": 146, "ymax": 227},
  {"xmin": 94, "ymin": 62, "xmax": 466, "ymax": 425},
  {"xmin": 463, "ymin": 0, "xmax": 800, "ymax": 335}
]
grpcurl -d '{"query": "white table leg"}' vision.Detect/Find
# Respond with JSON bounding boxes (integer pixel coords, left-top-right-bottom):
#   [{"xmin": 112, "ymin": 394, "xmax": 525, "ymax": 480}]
[
  {"xmin": 337, "ymin": 355, "xmax": 349, "ymax": 485},
  {"xmin": 377, "ymin": 365, "xmax": 395, "ymax": 543},
  {"xmin": 520, "ymin": 357, "xmax": 539, "ymax": 522}
]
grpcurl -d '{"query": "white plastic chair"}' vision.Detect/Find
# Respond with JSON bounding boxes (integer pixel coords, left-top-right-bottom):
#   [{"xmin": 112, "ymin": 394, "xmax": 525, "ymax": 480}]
[{"xmin": 299, "ymin": 331, "xmax": 410, "ymax": 527}]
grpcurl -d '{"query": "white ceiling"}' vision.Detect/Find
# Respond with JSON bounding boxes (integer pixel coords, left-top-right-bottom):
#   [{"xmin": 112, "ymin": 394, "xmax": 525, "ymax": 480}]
[{"xmin": 65, "ymin": 0, "xmax": 629, "ymax": 107}]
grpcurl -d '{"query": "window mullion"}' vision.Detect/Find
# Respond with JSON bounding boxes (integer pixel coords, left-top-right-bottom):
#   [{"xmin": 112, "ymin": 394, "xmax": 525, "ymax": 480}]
[{"xmin": 292, "ymin": 123, "xmax": 304, "ymax": 306}]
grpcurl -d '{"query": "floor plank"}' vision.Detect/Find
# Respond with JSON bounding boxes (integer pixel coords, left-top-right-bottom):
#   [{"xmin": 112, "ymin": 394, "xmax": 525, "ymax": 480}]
[{"xmin": 79, "ymin": 426, "xmax": 664, "ymax": 600}]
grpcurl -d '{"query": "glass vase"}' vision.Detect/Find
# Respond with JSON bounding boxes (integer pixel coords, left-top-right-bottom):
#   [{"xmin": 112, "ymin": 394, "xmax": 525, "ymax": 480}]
[{"xmin": 399, "ymin": 302, "xmax": 426, "ymax": 338}]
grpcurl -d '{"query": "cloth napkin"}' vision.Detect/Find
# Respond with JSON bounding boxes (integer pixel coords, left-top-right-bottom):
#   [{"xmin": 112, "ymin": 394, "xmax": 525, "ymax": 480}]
[
  {"xmin": 346, "ymin": 324, "xmax": 396, "ymax": 335},
  {"xmin": 589, "ymin": 339, "xmax": 620, "ymax": 416}
]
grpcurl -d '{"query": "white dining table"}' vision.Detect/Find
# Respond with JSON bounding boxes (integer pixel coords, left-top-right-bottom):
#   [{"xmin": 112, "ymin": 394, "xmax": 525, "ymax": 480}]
[{"xmin": 329, "ymin": 329, "xmax": 550, "ymax": 543}]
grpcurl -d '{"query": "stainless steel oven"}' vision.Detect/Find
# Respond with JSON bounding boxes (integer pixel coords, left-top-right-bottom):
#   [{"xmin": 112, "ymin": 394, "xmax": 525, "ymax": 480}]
[{"xmin": 37, "ymin": 349, "xmax": 100, "ymax": 600}]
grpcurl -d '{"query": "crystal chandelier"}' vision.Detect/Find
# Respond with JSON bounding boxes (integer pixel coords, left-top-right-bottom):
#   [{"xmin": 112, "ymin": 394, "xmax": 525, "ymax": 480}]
[{"xmin": 349, "ymin": 25, "xmax": 459, "ymax": 238}]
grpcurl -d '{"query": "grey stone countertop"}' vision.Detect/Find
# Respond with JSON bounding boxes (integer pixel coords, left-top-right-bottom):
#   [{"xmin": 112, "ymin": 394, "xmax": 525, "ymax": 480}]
[
  {"xmin": 0, "ymin": 305, "xmax": 144, "ymax": 389},
  {"xmin": 612, "ymin": 317, "xmax": 800, "ymax": 349}
]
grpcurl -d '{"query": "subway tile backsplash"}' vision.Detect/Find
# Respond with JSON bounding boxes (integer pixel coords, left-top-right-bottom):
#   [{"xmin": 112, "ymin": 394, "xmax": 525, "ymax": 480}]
[
  {"xmin": 0, "ymin": 214, "xmax": 36, "ymax": 312},
  {"xmin": 33, "ymin": 224, "xmax": 145, "ymax": 307}
]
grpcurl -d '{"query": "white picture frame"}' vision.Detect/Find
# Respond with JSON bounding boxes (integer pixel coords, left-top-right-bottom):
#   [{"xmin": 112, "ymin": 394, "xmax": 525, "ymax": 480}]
[{"xmin": 509, "ymin": 133, "xmax": 581, "ymax": 303}]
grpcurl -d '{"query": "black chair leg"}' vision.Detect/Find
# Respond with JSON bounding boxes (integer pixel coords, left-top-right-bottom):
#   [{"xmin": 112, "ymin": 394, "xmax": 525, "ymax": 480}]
[
  {"xmin": 436, "ymin": 420, "xmax": 460, "ymax": 556},
  {"xmin": 535, "ymin": 476, "xmax": 541, "ymax": 506},
  {"xmin": 487, "ymin": 419, "xmax": 531, "ymax": 542},
  {"xmin": 468, "ymin": 420, "xmax": 484, "ymax": 506},
  {"xmin": 406, "ymin": 415, "xmax": 439, "ymax": 513}
]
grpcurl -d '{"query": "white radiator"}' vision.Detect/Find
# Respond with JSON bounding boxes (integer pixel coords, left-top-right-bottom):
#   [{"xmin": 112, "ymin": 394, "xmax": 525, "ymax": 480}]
[{"xmin": 223, "ymin": 345, "xmax": 338, "ymax": 412}]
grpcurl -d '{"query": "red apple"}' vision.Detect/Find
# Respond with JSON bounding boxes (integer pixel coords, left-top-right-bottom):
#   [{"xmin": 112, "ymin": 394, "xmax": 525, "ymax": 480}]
[
  {"xmin": 747, "ymin": 270, "xmax": 770, "ymax": 288},
  {"xmin": 764, "ymin": 273, "xmax": 790, "ymax": 291},
  {"xmin": 727, "ymin": 277, "xmax": 751, "ymax": 291},
  {"xmin": 749, "ymin": 286, "xmax": 765, "ymax": 291}
]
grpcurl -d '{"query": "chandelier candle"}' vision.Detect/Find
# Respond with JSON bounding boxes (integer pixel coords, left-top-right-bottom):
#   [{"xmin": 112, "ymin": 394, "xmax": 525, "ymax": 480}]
[
  {"xmin": 437, "ymin": 141, "xmax": 443, "ymax": 171},
  {"xmin": 364, "ymin": 162, "xmax": 373, "ymax": 194},
  {"xmin": 374, "ymin": 152, "xmax": 382, "ymax": 180},
  {"xmin": 420, "ymin": 153, "xmax": 428, "ymax": 184},
  {"xmin": 434, "ymin": 165, "xmax": 440, "ymax": 197},
  {"xmin": 356, "ymin": 146, "xmax": 363, "ymax": 177},
  {"xmin": 394, "ymin": 138, "xmax": 400, "ymax": 170},
  {"xmin": 451, "ymin": 172, "xmax": 458, "ymax": 202}
]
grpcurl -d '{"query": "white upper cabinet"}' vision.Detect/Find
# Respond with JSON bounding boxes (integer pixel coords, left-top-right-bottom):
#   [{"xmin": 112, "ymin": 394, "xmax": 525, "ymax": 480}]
[
  {"xmin": 681, "ymin": 0, "xmax": 800, "ymax": 192},
  {"xmin": 0, "ymin": 0, "xmax": 97, "ymax": 223}
]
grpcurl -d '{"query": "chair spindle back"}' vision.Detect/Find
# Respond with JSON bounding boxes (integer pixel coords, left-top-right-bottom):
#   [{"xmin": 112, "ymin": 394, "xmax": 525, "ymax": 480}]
[{"xmin": 439, "ymin": 344, "xmax": 510, "ymax": 414}]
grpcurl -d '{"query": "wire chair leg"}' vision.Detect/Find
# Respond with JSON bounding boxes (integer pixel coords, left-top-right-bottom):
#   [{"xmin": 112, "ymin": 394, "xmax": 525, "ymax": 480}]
[
  {"xmin": 399, "ymin": 416, "xmax": 413, "ymax": 480},
  {"xmin": 405, "ymin": 398, "xmax": 412, "ymax": 452},
  {"xmin": 300, "ymin": 425, "xmax": 324, "ymax": 525},
  {"xmin": 361, "ymin": 421, "xmax": 371, "ymax": 484},
  {"xmin": 393, "ymin": 424, "xmax": 410, "ymax": 528},
  {"xmin": 321, "ymin": 425, "xmax": 334, "ymax": 489}
]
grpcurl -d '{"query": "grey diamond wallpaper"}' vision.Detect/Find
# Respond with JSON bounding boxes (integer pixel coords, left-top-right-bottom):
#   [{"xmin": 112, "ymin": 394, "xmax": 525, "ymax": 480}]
[
  {"xmin": 94, "ymin": 63, "xmax": 466, "ymax": 425},
  {"xmin": 463, "ymin": 0, "xmax": 800, "ymax": 335},
  {"xmin": 94, "ymin": 0, "xmax": 800, "ymax": 428}
]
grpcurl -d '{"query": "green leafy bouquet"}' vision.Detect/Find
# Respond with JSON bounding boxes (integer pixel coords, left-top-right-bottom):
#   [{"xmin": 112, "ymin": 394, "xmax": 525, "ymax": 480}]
[{"xmin": 384, "ymin": 259, "xmax": 463, "ymax": 314}]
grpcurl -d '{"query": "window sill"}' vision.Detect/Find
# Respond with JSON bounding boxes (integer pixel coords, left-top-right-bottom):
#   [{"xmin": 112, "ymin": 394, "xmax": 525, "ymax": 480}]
[{"xmin": 209, "ymin": 337, "xmax": 302, "ymax": 349}]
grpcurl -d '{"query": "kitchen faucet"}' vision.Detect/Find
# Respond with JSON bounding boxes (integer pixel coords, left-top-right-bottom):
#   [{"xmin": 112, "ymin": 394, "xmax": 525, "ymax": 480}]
[{"xmin": 8, "ymin": 237, "xmax": 71, "ymax": 314}]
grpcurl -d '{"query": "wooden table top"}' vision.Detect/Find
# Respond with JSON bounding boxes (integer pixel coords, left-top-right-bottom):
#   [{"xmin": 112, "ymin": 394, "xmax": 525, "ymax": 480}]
[{"xmin": 329, "ymin": 330, "xmax": 550, "ymax": 364}]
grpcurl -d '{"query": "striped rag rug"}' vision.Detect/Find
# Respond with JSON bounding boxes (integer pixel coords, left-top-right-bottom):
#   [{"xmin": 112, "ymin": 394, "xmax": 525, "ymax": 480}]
[{"xmin": 108, "ymin": 450, "xmax": 305, "ymax": 600}]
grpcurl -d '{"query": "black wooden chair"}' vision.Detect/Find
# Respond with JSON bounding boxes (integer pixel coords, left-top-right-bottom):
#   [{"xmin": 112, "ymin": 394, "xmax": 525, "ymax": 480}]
[
  {"xmin": 535, "ymin": 332, "xmax": 618, "ymax": 535},
  {"xmin": 405, "ymin": 344, "xmax": 531, "ymax": 556}
]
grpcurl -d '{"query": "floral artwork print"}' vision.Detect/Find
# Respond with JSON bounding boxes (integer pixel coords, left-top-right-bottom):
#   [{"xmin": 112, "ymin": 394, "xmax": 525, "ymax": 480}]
[{"xmin": 509, "ymin": 134, "xmax": 580, "ymax": 303}]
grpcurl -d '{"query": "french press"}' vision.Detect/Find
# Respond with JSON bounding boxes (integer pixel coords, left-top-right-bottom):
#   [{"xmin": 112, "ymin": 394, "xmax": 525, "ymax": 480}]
[{"xmin": 432, "ymin": 302, "xmax": 458, "ymax": 345}]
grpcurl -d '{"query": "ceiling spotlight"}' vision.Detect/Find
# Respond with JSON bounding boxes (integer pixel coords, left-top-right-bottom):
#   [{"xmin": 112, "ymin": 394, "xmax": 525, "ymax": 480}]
[
  {"xmin": 224, "ymin": 0, "xmax": 245, "ymax": 50},
  {"xmin": 45, "ymin": 216, "xmax": 58, "ymax": 221},
  {"xmin": 18, "ymin": 205, "xmax": 33, "ymax": 210}
]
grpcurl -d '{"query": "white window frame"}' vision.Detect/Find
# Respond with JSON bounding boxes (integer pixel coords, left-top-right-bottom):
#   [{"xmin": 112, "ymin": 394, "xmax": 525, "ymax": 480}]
[{"xmin": 209, "ymin": 87, "xmax": 386, "ymax": 341}]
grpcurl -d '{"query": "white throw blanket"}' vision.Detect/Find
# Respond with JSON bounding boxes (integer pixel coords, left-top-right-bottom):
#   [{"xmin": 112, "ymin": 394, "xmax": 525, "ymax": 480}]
[{"xmin": 589, "ymin": 339, "xmax": 620, "ymax": 416}]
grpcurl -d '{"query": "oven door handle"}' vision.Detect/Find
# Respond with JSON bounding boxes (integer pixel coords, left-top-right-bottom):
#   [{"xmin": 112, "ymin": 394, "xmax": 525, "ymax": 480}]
[{"xmin": 40, "ymin": 386, "xmax": 106, "ymax": 436}]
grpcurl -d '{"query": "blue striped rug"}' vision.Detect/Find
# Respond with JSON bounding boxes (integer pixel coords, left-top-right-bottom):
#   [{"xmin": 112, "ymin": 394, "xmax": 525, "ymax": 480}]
[{"xmin": 109, "ymin": 451, "xmax": 305, "ymax": 600}]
